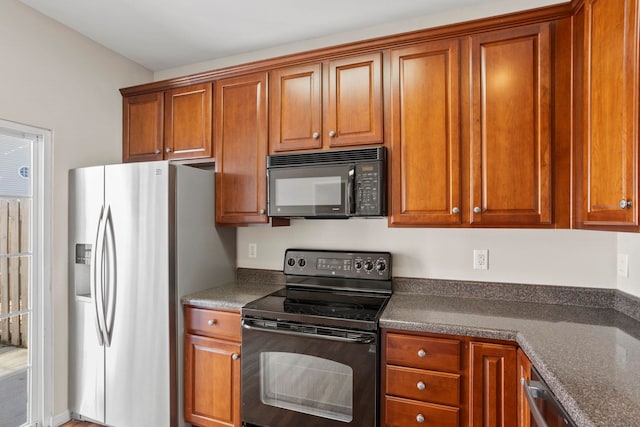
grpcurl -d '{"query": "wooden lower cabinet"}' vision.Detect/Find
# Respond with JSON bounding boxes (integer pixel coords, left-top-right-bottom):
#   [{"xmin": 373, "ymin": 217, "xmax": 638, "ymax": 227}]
[
  {"xmin": 517, "ymin": 349, "xmax": 532, "ymax": 427},
  {"xmin": 383, "ymin": 330, "xmax": 519, "ymax": 427},
  {"xmin": 184, "ymin": 307, "xmax": 241, "ymax": 427},
  {"xmin": 469, "ymin": 342, "xmax": 518, "ymax": 427}
]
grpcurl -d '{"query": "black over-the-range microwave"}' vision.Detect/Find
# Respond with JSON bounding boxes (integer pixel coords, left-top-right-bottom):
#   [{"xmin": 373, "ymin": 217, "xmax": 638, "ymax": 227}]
[{"xmin": 266, "ymin": 147, "xmax": 386, "ymax": 218}]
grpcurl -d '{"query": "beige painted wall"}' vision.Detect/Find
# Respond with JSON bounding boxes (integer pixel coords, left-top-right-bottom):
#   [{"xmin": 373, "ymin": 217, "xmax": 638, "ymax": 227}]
[{"xmin": 0, "ymin": 0, "xmax": 152, "ymax": 419}]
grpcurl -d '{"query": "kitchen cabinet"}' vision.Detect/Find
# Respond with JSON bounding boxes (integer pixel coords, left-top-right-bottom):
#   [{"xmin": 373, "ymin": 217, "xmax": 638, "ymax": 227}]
[
  {"xmin": 389, "ymin": 39, "xmax": 462, "ymax": 226},
  {"xmin": 390, "ymin": 23, "xmax": 553, "ymax": 227},
  {"xmin": 574, "ymin": 0, "xmax": 640, "ymax": 230},
  {"xmin": 122, "ymin": 92, "xmax": 163, "ymax": 163},
  {"xmin": 163, "ymin": 83, "xmax": 212, "ymax": 160},
  {"xmin": 184, "ymin": 306, "xmax": 241, "ymax": 427},
  {"xmin": 269, "ymin": 52, "xmax": 383, "ymax": 153},
  {"xmin": 383, "ymin": 331, "xmax": 464, "ymax": 426},
  {"xmin": 123, "ymin": 83, "xmax": 213, "ymax": 163},
  {"xmin": 469, "ymin": 341, "xmax": 518, "ymax": 426},
  {"xmin": 214, "ymin": 72, "xmax": 269, "ymax": 225},
  {"xmin": 517, "ymin": 349, "xmax": 532, "ymax": 427},
  {"xmin": 383, "ymin": 330, "xmax": 520, "ymax": 427},
  {"xmin": 468, "ymin": 23, "xmax": 552, "ymax": 227}
]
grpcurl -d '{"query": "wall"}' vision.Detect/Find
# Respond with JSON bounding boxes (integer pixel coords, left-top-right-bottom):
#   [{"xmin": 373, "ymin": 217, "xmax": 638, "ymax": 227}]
[
  {"xmin": 0, "ymin": 0, "xmax": 153, "ymax": 421},
  {"xmin": 617, "ymin": 233, "xmax": 640, "ymax": 298},
  {"xmin": 237, "ymin": 220, "xmax": 617, "ymax": 288},
  {"xmin": 155, "ymin": 0, "xmax": 567, "ymax": 81}
]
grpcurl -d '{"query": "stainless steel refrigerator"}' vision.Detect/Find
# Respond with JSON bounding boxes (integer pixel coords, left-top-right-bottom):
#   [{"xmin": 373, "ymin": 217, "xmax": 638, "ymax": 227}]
[{"xmin": 68, "ymin": 161, "xmax": 235, "ymax": 427}]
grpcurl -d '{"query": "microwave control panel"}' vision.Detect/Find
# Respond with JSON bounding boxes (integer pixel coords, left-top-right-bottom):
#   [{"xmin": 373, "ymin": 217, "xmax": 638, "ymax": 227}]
[{"xmin": 355, "ymin": 162, "xmax": 384, "ymax": 216}]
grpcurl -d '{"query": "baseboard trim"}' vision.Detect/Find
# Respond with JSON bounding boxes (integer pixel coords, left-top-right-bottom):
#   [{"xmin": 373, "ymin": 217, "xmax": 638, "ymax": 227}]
[{"xmin": 50, "ymin": 409, "xmax": 70, "ymax": 427}]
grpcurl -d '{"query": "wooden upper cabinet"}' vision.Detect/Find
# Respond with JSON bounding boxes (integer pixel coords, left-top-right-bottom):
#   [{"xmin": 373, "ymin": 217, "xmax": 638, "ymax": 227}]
[
  {"xmin": 469, "ymin": 24, "xmax": 552, "ymax": 226},
  {"xmin": 576, "ymin": 0, "xmax": 640, "ymax": 230},
  {"xmin": 269, "ymin": 63, "xmax": 323, "ymax": 153},
  {"xmin": 389, "ymin": 40, "xmax": 462, "ymax": 226},
  {"xmin": 269, "ymin": 52, "xmax": 383, "ymax": 153},
  {"xmin": 470, "ymin": 342, "xmax": 517, "ymax": 427},
  {"xmin": 123, "ymin": 92, "xmax": 163, "ymax": 163},
  {"xmin": 326, "ymin": 52, "xmax": 384, "ymax": 148},
  {"xmin": 164, "ymin": 83, "xmax": 212, "ymax": 160},
  {"xmin": 214, "ymin": 72, "xmax": 269, "ymax": 225}
]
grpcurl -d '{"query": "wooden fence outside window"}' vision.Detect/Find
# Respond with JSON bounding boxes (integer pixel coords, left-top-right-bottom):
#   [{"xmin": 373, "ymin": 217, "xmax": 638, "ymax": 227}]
[{"xmin": 0, "ymin": 198, "xmax": 30, "ymax": 348}]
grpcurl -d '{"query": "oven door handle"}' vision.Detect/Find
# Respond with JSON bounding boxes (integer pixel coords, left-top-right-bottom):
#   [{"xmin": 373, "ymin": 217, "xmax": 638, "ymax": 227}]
[
  {"xmin": 521, "ymin": 377, "xmax": 550, "ymax": 427},
  {"xmin": 241, "ymin": 319, "xmax": 376, "ymax": 344}
]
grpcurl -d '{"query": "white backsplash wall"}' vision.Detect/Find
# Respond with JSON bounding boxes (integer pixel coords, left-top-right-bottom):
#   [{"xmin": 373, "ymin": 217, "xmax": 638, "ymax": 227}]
[
  {"xmin": 617, "ymin": 233, "xmax": 640, "ymax": 298},
  {"xmin": 238, "ymin": 219, "xmax": 617, "ymax": 289}
]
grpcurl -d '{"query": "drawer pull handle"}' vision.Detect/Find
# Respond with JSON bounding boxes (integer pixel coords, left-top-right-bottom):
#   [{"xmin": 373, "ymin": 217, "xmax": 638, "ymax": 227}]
[
  {"xmin": 207, "ymin": 319, "xmax": 217, "ymax": 326},
  {"xmin": 417, "ymin": 349, "xmax": 427, "ymax": 358},
  {"xmin": 417, "ymin": 381, "xmax": 426, "ymax": 390},
  {"xmin": 416, "ymin": 413, "xmax": 425, "ymax": 423}
]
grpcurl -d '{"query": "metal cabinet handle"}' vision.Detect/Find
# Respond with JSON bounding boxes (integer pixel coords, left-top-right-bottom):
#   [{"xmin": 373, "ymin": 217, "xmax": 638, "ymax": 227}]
[
  {"xmin": 417, "ymin": 349, "xmax": 427, "ymax": 358},
  {"xmin": 312, "ymin": 132, "xmax": 320, "ymax": 140},
  {"xmin": 231, "ymin": 353, "xmax": 240, "ymax": 361},
  {"xmin": 328, "ymin": 130, "xmax": 336, "ymax": 138},
  {"xmin": 154, "ymin": 149, "xmax": 161, "ymax": 155},
  {"xmin": 259, "ymin": 209, "xmax": 266, "ymax": 215},
  {"xmin": 207, "ymin": 319, "xmax": 216, "ymax": 326},
  {"xmin": 620, "ymin": 199, "xmax": 633, "ymax": 209},
  {"xmin": 473, "ymin": 206, "xmax": 482, "ymax": 214},
  {"xmin": 416, "ymin": 414, "xmax": 425, "ymax": 423},
  {"xmin": 452, "ymin": 206, "xmax": 460, "ymax": 214},
  {"xmin": 417, "ymin": 381, "xmax": 426, "ymax": 390},
  {"xmin": 165, "ymin": 147, "xmax": 172, "ymax": 153}
]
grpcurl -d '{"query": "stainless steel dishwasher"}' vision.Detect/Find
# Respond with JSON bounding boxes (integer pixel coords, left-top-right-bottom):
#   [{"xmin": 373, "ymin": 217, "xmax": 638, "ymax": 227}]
[{"xmin": 521, "ymin": 366, "xmax": 577, "ymax": 427}]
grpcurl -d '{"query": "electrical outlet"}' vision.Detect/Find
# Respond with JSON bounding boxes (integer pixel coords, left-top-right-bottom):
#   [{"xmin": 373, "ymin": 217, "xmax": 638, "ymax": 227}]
[
  {"xmin": 473, "ymin": 249, "xmax": 489, "ymax": 270},
  {"xmin": 617, "ymin": 253, "xmax": 629, "ymax": 278},
  {"xmin": 248, "ymin": 243, "xmax": 257, "ymax": 259}
]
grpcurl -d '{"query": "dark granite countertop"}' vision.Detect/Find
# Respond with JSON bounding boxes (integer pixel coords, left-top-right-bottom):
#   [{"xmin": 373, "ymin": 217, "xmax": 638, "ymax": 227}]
[
  {"xmin": 182, "ymin": 281, "xmax": 284, "ymax": 311},
  {"xmin": 381, "ymin": 292, "xmax": 640, "ymax": 427}
]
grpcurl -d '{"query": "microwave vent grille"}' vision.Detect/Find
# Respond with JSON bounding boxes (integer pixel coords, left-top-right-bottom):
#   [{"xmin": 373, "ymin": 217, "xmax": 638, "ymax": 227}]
[{"xmin": 267, "ymin": 147, "xmax": 385, "ymax": 168}]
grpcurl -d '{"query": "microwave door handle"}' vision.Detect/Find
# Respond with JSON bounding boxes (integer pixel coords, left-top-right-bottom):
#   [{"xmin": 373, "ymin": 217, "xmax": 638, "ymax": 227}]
[{"xmin": 347, "ymin": 166, "xmax": 355, "ymax": 214}]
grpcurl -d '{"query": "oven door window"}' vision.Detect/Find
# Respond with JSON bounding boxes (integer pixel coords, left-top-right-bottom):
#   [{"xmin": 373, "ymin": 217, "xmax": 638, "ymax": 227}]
[
  {"xmin": 268, "ymin": 165, "xmax": 351, "ymax": 217},
  {"xmin": 260, "ymin": 352, "xmax": 353, "ymax": 422}
]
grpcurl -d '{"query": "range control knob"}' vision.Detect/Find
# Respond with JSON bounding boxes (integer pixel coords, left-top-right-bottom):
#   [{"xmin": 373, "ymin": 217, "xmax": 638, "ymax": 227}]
[
  {"xmin": 287, "ymin": 258, "xmax": 296, "ymax": 267},
  {"xmin": 354, "ymin": 260, "xmax": 363, "ymax": 270},
  {"xmin": 364, "ymin": 260, "xmax": 374, "ymax": 271},
  {"xmin": 376, "ymin": 260, "xmax": 386, "ymax": 272},
  {"xmin": 298, "ymin": 258, "xmax": 306, "ymax": 267}
]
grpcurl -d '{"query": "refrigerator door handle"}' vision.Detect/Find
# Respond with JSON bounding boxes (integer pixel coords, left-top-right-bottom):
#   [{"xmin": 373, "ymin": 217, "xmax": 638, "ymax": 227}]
[
  {"xmin": 90, "ymin": 205, "xmax": 107, "ymax": 346},
  {"xmin": 103, "ymin": 205, "xmax": 117, "ymax": 347}
]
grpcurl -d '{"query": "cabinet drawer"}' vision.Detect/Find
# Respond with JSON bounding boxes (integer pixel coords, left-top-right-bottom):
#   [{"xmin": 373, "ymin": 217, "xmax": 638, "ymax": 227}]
[
  {"xmin": 185, "ymin": 307, "xmax": 241, "ymax": 341},
  {"xmin": 386, "ymin": 365, "xmax": 460, "ymax": 406},
  {"xmin": 386, "ymin": 333, "xmax": 461, "ymax": 371},
  {"xmin": 384, "ymin": 395, "xmax": 459, "ymax": 427}
]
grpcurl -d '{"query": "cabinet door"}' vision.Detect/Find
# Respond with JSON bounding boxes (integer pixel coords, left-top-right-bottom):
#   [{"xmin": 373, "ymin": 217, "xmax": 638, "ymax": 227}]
[
  {"xmin": 214, "ymin": 72, "xmax": 269, "ymax": 225},
  {"xmin": 517, "ymin": 349, "xmax": 532, "ymax": 427},
  {"xmin": 326, "ymin": 52, "xmax": 384, "ymax": 148},
  {"xmin": 470, "ymin": 342, "xmax": 517, "ymax": 427},
  {"xmin": 470, "ymin": 24, "xmax": 552, "ymax": 226},
  {"xmin": 164, "ymin": 83, "xmax": 212, "ymax": 160},
  {"xmin": 184, "ymin": 334, "xmax": 241, "ymax": 427},
  {"xmin": 577, "ymin": 0, "xmax": 640, "ymax": 229},
  {"xmin": 269, "ymin": 64, "xmax": 322, "ymax": 153},
  {"xmin": 389, "ymin": 40, "xmax": 462, "ymax": 226},
  {"xmin": 122, "ymin": 92, "xmax": 163, "ymax": 163}
]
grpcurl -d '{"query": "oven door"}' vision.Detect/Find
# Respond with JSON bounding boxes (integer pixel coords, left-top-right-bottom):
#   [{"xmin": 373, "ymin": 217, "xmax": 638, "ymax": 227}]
[
  {"xmin": 241, "ymin": 318, "xmax": 378, "ymax": 427},
  {"xmin": 267, "ymin": 164, "xmax": 354, "ymax": 218}
]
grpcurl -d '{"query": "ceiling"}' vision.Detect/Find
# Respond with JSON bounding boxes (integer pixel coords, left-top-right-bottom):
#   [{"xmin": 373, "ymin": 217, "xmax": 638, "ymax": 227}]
[{"xmin": 20, "ymin": 0, "xmax": 559, "ymax": 72}]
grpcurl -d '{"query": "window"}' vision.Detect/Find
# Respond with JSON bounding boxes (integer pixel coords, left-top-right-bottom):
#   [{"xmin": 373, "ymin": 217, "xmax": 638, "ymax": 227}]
[{"xmin": 0, "ymin": 120, "xmax": 51, "ymax": 427}]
